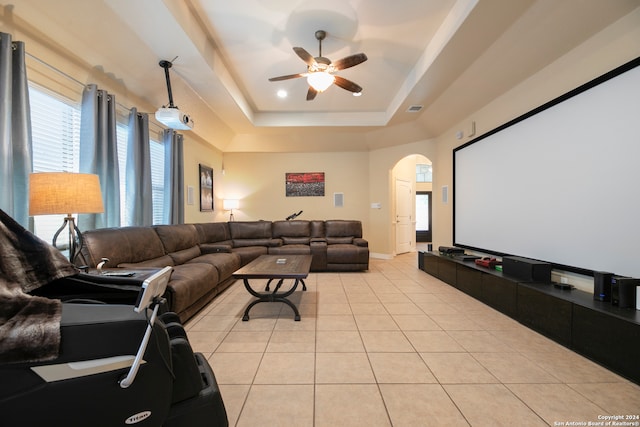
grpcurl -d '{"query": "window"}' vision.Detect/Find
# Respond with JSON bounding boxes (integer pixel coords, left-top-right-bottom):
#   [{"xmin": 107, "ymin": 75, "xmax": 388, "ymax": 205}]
[
  {"xmin": 29, "ymin": 84, "xmax": 166, "ymax": 241},
  {"xmin": 29, "ymin": 84, "xmax": 81, "ymax": 242},
  {"xmin": 416, "ymin": 163, "xmax": 432, "ymax": 183}
]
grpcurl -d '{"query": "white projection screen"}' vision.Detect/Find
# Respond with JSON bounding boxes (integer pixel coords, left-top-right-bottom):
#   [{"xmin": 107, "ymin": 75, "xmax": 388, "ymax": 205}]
[{"xmin": 453, "ymin": 57, "xmax": 640, "ymax": 278}]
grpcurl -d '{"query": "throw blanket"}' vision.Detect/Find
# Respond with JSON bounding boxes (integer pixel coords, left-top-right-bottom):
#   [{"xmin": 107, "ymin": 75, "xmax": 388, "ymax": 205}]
[{"xmin": 0, "ymin": 209, "xmax": 78, "ymax": 363}]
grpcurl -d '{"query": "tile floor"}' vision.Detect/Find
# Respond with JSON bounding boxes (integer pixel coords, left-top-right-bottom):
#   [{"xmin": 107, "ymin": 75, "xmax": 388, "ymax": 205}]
[{"xmin": 185, "ymin": 252, "xmax": 640, "ymax": 426}]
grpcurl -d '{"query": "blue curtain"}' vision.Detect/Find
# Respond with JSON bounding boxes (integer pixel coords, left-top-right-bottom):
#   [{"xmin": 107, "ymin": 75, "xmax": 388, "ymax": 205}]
[
  {"xmin": 125, "ymin": 108, "xmax": 152, "ymax": 226},
  {"xmin": 78, "ymin": 84, "xmax": 120, "ymax": 230},
  {"xmin": 162, "ymin": 129, "xmax": 184, "ymax": 224},
  {"xmin": 0, "ymin": 32, "xmax": 32, "ymax": 229}
]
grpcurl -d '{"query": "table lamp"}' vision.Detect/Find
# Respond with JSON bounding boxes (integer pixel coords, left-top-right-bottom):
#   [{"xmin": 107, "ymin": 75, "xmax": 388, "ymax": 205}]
[
  {"xmin": 223, "ymin": 199, "xmax": 239, "ymax": 221},
  {"xmin": 29, "ymin": 172, "xmax": 104, "ymax": 262}
]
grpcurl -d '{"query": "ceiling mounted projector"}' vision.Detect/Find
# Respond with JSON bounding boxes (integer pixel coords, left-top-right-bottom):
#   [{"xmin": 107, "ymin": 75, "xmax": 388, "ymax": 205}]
[
  {"xmin": 156, "ymin": 59, "xmax": 194, "ymax": 130},
  {"xmin": 155, "ymin": 107, "xmax": 193, "ymax": 130}
]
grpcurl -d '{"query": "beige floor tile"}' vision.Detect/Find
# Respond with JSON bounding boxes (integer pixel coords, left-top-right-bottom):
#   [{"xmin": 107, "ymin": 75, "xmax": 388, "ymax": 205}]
[
  {"xmin": 315, "ymin": 353, "xmax": 375, "ymax": 383},
  {"xmin": 273, "ymin": 316, "xmax": 316, "ymax": 331},
  {"xmin": 448, "ymin": 330, "xmax": 514, "ymax": 352},
  {"xmin": 349, "ymin": 302, "xmax": 387, "ymax": 314},
  {"xmin": 404, "ymin": 330, "xmax": 466, "ymax": 352},
  {"xmin": 507, "ymin": 383, "xmax": 607, "ymax": 425},
  {"xmin": 473, "ymin": 352, "xmax": 559, "ymax": 383},
  {"xmin": 230, "ymin": 317, "xmax": 277, "ymax": 332},
  {"xmin": 568, "ymin": 382, "xmax": 640, "ymax": 413},
  {"xmin": 185, "ymin": 330, "xmax": 228, "ymax": 353},
  {"xmin": 382, "ymin": 302, "xmax": 424, "ymax": 315},
  {"xmin": 316, "ymin": 330, "xmax": 365, "ymax": 352},
  {"xmin": 444, "ymin": 384, "xmax": 548, "ymax": 426},
  {"xmin": 216, "ymin": 331, "xmax": 271, "ymax": 352},
  {"xmin": 429, "ymin": 313, "xmax": 484, "ymax": 330},
  {"xmin": 415, "ymin": 301, "xmax": 460, "ymax": 315},
  {"xmin": 315, "ymin": 384, "xmax": 391, "ymax": 427},
  {"xmin": 208, "ymin": 352, "xmax": 262, "ymax": 384},
  {"xmin": 347, "ymin": 292, "xmax": 381, "ymax": 303},
  {"xmin": 205, "ymin": 303, "xmax": 246, "ymax": 316},
  {"xmin": 421, "ymin": 352, "xmax": 497, "ymax": 384},
  {"xmin": 266, "ymin": 330, "xmax": 315, "ymax": 352},
  {"xmin": 316, "ymin": 314, "xmax": 357, "ymax": 331},
  {"xmin": 360, "ymin": 330, "xmax": 414, "ymax": 352},
  {"xmin": 354, "ymin": 314, "xmax": 400, "ymax": 330},
  {"xmin": 253, "ymin": 352, "xmax": 315, "ymax": 384},
  {"xmin": 369, "ymin": 353, "xmax": 437, "ymax": 383},
  {"xmin": 188, "ymin": 314, "xmax": 238, "ymax": 332},
  {"xmin": 391, "ymin": 314, "xmax": 442, "ymax": 331},
  {"xmin": 380, "ymin": 384, "xmax": 469, "ymax": 426},
  {"xmin": 375, "ymin": 293, "xmax": 413, "ymax": 303},
  {"xmin": 237, "ymin": 384, "xmax": 314, "ymax": 427},
  {"xmin": 524, "ymin": 350, "xmax": 627, "ymax": 383},
  {"xmin": 317, "ymin": 302, "xmax": 353, "ymax": 315},
  {"xmin": 217, "ymin": 384, "xmax": 249, "ymax": 427},
  {"xmin": 489, "ymin": 328, "xmax": 566, "ymax": 353}
]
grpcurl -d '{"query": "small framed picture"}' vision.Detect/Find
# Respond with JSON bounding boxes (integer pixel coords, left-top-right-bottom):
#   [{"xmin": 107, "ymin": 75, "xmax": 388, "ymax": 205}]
[{"xmin": 199, "ymin": 164, "xmax": 213, "ymax": 211}]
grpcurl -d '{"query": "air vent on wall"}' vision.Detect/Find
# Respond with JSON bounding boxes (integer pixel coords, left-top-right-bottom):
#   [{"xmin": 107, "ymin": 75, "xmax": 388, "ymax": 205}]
[{"xmin": 407, "ymin": 105, "xmax": 423, "ymax": 113}]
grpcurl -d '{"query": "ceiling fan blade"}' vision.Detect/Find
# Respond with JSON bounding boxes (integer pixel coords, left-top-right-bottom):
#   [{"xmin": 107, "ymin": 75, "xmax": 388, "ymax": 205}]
[
  {"xmin": 334, "ymin": 76, "xmax": 363, "ymax": 93},
  {"xmin": 306, "ymin": 87, "xmax": 318, "ymax": 101},
  {"xmin": 268, "ymin": 73, "xmax": 306, "ymax": 82},
  {"xmin": 293, "ymin": 47, "xmax": 316, "ymax": 66},
  {"xmin": 332, "ymin": 53, "xmax": 368, "ymax": 71}
]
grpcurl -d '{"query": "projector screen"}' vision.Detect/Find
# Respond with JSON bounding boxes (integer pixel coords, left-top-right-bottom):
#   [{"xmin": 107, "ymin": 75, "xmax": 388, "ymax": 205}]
[{"xmin": 453, "ymin": 57, "xmax": 640, "ymax": 278}]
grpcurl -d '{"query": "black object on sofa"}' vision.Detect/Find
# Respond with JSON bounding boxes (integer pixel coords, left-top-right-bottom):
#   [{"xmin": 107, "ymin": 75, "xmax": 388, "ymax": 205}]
[{"xmin": 78, "ymin": 220, "xmax": 369, "ymax": 322}]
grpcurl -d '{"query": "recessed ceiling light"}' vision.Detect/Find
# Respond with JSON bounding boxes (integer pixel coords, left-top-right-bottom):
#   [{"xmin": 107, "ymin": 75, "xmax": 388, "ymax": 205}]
[{"xmin": 277, "ymin": 89, "xmax": 287, "ymax": 98}]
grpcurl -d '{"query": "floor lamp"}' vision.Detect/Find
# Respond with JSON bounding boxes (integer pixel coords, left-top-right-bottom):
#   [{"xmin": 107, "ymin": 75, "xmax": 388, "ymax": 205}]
[
  {"xmin": 223, "ymin": 199, "xmax": 239, "ymax": 221},
  {"xmin": 29, "ymin": 172, "xmax": 104, "ymax": 262}
]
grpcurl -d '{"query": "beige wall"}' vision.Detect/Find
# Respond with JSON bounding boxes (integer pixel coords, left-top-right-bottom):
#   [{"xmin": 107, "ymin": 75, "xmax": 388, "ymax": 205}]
[{"xmin": 220, "ymin": 151, "xmax": 369, "ymax": 224}]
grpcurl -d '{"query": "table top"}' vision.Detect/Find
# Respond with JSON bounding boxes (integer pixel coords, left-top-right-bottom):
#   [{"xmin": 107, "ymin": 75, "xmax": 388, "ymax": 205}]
[{"xmin": 233, "ymin": 255, "xmax": 312, "ymax": 279}]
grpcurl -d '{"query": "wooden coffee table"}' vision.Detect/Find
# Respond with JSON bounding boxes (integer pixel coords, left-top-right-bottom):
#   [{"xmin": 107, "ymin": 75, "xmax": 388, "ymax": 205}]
[{"xmin": 233, "ymin": 254, "xmax": 312, "ymax": 321}]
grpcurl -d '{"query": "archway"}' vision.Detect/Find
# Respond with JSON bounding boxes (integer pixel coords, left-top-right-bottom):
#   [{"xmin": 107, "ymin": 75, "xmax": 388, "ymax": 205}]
[{"xmin": 391, "ymin": 154, "xmax": 432, "ymax": 255}]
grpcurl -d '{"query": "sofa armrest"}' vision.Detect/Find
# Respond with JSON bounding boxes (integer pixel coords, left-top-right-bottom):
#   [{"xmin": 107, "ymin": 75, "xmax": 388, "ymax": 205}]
[{"xmin": 353, "ymin": 238, "xmax": 368, "ymax": 248}]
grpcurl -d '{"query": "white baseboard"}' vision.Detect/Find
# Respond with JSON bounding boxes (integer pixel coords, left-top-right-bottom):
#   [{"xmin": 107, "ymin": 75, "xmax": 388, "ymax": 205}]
[{"xmin": 370, "ymin": 252, "xmax": 393, "ymax": 260}]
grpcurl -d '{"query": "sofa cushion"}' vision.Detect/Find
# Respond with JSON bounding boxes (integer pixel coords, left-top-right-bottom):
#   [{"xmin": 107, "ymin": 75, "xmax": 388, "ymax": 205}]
[
  {"xmin": 232, "ymin": 246, "xmax": 268, "ymax": 265},
  {"xmin": 188, "ymin": 252, "xmax": 241, "ymax": 281},
  {"xmin": 269, "ymin": 245, "xmax": 311, "ymax": 255},
  {"xmin": 228, "ymin": 221, "xmax": 272, "ymax": 239},
  {"xmin": 169, "ymin": 246, "xmax": 201, "ymax": 265},
  {"xmin": 282, "ymin": 236, "xmax": 310, "ymax": 245},
  {"xmin": 166, "ymin": 263, "xmax": 219, "ymax": 315},
  {"xmin": 272, "ymin": 220, "xmax": 310, "ymax": 238},
  {"xmin": 194, "ymin": 222, "xmax": 231, "ymax": 244},
  {"xmin": 326, "ymin": 237, "xmax": 353, "ymax": 245},
  {"xmin": 233, "ymin": 238, "xmax": 273, "ymax": 248},
  {"xmin": 155, "ymin": 224, "xmax": 198, "ymax": 253},
  {"xmin": 199, "ymin": 243, "xmax": 232, "ymax": 254},
  {"xmin": 327, "ymin": 244, "xmax": 369, "ymax": 264},
  {"xmin": 81, "ymin": 227, "xmax": 165, "ymax": 268},
  {"xmin": 118, "ymin": 255, "xmax": 175, "ymax": 269},
  {"xmin": 325, "ymin": 220, "xmax": 362, "ymax": 238}
]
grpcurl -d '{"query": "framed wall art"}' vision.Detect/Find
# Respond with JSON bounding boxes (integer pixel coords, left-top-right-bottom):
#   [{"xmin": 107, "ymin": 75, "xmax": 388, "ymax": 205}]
[
  {"xmin": 285, "ymin": 172, "xmax": 325, "ymax": 197},
  {"xmin": 199, "ymin": 164, "xmax": 214, "ymax": 211}
]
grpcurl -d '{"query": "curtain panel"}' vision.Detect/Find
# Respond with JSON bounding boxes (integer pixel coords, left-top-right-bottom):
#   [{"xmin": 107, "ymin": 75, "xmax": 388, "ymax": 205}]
[
  {"xmin": 78, "ymin": 84, "xmax": 120, "ymax": 230},
  {"xmin": 162, "ymin": 129, "xmax": 184, "ymax": 225},
  {"xmin": 125, "ymin": 108, "xmax": 152, "ymax": 226},
  {"xmin": 0, "ymin": 32, "xmax": 33, "ymax": 229}
]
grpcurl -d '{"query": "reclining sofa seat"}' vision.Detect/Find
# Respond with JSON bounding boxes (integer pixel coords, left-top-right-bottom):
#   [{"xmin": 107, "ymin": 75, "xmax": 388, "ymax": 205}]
[
  {"xmin": 269, "ymin": 220, "xmax": 327, "ymax": 271},
  {"xmin": 227, "ymin": 220, "xmax": 279, "ymax": 265},
  {"xmin": 324, "ymin": 220, "xmax": 369, "ymax": 271}
]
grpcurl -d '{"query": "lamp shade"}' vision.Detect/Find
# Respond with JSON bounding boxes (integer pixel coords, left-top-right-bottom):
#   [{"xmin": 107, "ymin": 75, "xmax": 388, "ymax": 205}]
[
  {"xmin": 29, "ymin": 172, "xmax": 104, "ymax": 216},
  {"xmin": 307, "ymin": 71, "xmax": 335, "ymax": 92},
  {"xmin": 223, "ymin": 199, "xmax": 239, "ymax": 210}
]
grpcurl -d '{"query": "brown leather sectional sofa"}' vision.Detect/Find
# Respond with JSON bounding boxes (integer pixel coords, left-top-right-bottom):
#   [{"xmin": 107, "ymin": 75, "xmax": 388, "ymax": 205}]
[{"xmin": 78, "ymin": 220, "xmax": 368, "ymax": 321}]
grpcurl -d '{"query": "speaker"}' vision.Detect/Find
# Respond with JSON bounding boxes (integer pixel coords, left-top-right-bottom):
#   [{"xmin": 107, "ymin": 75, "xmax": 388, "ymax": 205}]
[
  {"xmin": 611, "ymin": 276, "xmax": 639, "ymax": 308},
  {"xmin": 502, "ymin": 256, "xmax": 551, "ymax": 282},
  {"xmin": 593, "ymin": 271, "xmax": 613, "ymax": 301},
  {"xmin": 333, "ymin": 192, "xmax": 344, "ymax": 207}
]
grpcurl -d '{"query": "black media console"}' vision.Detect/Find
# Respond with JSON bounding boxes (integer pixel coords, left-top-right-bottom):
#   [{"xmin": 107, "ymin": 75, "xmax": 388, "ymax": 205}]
[{"xmin": 418, "ymin": 251, "xmax": 640, "ymax": 385}]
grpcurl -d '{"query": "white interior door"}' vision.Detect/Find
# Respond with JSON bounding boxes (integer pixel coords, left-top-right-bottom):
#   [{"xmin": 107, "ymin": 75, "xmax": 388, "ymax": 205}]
[{"xmin": 395, "ymin": 179, "xmax": 413, "ymax": 254}]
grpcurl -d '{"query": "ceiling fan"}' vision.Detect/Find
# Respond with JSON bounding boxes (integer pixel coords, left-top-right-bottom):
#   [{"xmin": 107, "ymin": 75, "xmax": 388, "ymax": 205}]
[{"xmin": 269, "ymin": 30, "xmax": 367, "ymax": 101}]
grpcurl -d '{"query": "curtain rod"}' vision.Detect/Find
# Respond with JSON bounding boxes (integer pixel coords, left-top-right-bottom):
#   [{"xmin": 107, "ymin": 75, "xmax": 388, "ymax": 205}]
[{"xmin": 25, "ymin": 51, "xmax": 151, "ymax": 116}]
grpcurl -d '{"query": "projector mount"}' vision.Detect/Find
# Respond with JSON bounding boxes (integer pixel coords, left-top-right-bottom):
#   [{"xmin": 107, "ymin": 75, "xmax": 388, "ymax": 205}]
[{"xmin": 159, "ymin": 58, "xmax": 178, "ymax": 109}]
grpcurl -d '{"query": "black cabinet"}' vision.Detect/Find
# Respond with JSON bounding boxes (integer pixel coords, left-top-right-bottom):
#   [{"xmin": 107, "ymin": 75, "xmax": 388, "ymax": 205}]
[
  {"xmin": 517, "ymin": 284, "xmax": 572, "ymax": 346},
  {"xmin": 418, "ymin": 252, "xmax": 640, "ymax": 385},
  {"xmin": 482, "ymin": 274, "xmax": 518, "ymax": 317}
]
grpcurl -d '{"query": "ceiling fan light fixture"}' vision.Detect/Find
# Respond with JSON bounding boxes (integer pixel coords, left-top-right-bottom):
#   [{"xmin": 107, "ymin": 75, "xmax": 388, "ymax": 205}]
[{"xmin": 307, "ymin": 71, "xmax": 335, "ymax": 92}]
